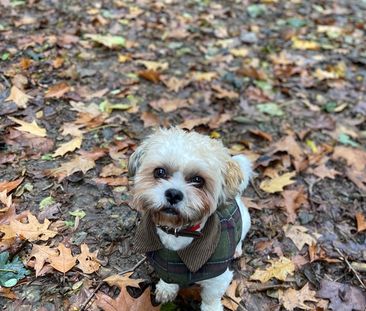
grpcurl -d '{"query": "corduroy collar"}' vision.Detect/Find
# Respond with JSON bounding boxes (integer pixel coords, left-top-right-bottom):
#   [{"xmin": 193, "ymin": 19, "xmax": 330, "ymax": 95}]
[{"xmin": 134, "ymin": 211, "xmax": 221, "ymax": 273}]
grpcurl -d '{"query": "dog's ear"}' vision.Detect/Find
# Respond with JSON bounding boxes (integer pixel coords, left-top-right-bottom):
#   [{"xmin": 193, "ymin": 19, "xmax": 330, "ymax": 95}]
[
  {"xmin": 128, "ymin": 146, "xmax": 145, "ymax": 177},
  {"xmin": 223, "ymin": 160, "xmax": 244, "ymax": 201}
]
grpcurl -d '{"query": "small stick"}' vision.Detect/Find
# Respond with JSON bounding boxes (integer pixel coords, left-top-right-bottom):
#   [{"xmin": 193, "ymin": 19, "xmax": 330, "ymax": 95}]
[
  {"xmin": 80, "ymin": 256, "xmax": 146, "ymax": 311},
  {"xmin": 335, "ymin": 248, "xmax": 366, "ymax": 289},
  {"xmin": 247, "ymin": 283, "xmax": 290, "ymax": 293},
  {"xmin": 250, "ymin": 180, "xmax": 263, "ymax": 199},
  {"xmin": 351, "ymin": 262, "xmax": 366, "ymax": 273}
]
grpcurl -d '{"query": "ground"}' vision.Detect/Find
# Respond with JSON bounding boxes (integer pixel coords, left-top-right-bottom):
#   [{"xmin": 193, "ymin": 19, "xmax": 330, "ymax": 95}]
[{"xmin": 0, "ymin": 0, "xmax": 365, "ymax": 310}]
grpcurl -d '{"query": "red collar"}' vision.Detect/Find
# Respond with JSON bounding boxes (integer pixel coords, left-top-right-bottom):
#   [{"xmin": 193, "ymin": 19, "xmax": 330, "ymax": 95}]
[{"xmin": 186, "ymin": 224, "xmax": 200, "ymax": 232}]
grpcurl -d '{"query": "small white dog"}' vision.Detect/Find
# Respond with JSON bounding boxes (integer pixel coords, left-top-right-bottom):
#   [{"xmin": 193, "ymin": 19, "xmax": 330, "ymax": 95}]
[{"xmin": 129, "ymin": 128, "xmax": 252, "ymax": 311}]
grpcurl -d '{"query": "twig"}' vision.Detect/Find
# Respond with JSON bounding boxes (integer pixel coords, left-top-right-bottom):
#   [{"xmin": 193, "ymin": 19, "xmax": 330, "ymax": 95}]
[
  {"xmin": 247, "ymin": 283, "xmax": 290, "ymax": 293},
  {"xmin": 250, "ymin": 180, "xmax": 263, "ymax": 199},
  {"xmin": 0, "ymin": 268, "xmax": 18, "ymax": 273},
  {"xmin": 80, "ymin": 256, "xmax": 146, "ymax": 311},
  {"xmin": 335, "ymin": 248, "xmax": 366, "ymax": 289},
  {"xmin": 85, "ymin": 124, "xmax": 120, "ymax": 133}
]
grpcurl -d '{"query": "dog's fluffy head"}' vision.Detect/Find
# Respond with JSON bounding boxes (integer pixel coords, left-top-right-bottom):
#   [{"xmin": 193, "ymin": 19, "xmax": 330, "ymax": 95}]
[{"xmin": 129, "ymin": 128, "xmax": 249, "ymax": 228}]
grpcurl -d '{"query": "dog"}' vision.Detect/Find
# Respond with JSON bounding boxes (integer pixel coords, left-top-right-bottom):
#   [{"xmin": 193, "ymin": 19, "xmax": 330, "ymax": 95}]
[{"xmin": 129, "ymin": 127, "xmax": 252, "ymax": 311}]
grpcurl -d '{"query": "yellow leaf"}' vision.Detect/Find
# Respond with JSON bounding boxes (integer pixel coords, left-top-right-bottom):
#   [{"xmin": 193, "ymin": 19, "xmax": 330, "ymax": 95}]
[
  {"xmin": 250, "ymin": 257, "xmax": 295, "ymax": 283},
  {"xmin": 136, "ymin": 60, "xmax": 169, "ymax": 71},
  {"xmin": 52, "ymin": 136, "xmax": 82, "ymax": 157},
  {"xmin": 118, "ymin": 54, "xmax": 132, "ymax": 63},
  {"xmin": 292, "ymin": 38, "xmax": 319, "ymax": 50},
  {"xmin": 5, "ymin": 86, "xmax": 32, "ymax": 108},
  {"xmin": 260, "ymin": 172, "xmax": 296, "ymax": 193},
  {"xmin": 279, "ymin": 283, "xmax": 318, "ymax": 310},
  {"xmin": 191, "ymin": 71, "xmax": 218, "ymax": 82},
  {"xmin": 229, "ymin": 48, "xmax": 249, "ymax": 57},
  {"xmin": 8, "ymin": 116, "xmax": 47, "ymax": 137},
  {"xmin": 104, "ymin": 272, "xmax": 145, "ymax": 289}
]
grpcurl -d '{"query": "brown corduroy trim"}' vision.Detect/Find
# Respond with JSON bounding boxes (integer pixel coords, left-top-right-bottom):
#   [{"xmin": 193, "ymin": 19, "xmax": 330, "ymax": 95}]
[{"xmin": 134, "ymin": 211, "xmax": 221, "ymax": 272}]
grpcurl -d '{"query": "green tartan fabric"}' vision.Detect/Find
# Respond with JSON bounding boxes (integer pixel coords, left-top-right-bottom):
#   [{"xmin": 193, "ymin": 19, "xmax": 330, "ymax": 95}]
[{"xmin": 134, "ymin": 201, "xmax": 242, "ymax": 286}]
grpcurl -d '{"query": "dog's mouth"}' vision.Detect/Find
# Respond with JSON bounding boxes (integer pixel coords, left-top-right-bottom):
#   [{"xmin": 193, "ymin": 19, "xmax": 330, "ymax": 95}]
[{"xmin": 160, "ymin": 206, "xmax": 179, "ymax": 215}]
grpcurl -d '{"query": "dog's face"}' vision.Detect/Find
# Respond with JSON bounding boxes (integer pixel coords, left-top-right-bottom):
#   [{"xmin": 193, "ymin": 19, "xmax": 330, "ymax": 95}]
[{"xmin": 129, "ymin": 128, "xmax": 244, "ymax": 228}]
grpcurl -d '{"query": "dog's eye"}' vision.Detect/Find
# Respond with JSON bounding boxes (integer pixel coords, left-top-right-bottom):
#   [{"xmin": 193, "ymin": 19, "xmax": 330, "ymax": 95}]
[
  {"xmin": 190, "ymin": 176, "xmax": 204, "ymax": 188},
  {"xmin": 154, "ymin": 168, "xmax": 167, "ymax": 179}
]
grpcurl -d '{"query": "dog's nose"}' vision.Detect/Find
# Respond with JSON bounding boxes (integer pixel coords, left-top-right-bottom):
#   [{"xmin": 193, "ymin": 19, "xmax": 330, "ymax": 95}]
[{"xmin": 165, "ymin": 188, "xmax": 184, "ymax": 205}]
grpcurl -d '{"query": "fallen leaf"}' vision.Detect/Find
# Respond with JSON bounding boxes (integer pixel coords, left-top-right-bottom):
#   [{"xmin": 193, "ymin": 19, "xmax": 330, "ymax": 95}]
[
  {"xmin": 283, "ymin": 225, "xmax": 317, "ymax": 250},
  {"xmin": 49, "ymin": 243, "xmax": 77, "ymax": 273},
  {"xmin": 104, "ymin": 272, "xmax": 144, "ymax": 289},
  {"xmin": 270, "ymin": 135, "xmax": 304, "ymax": 163},
  {"xmin": 317, "ymin": 280, "xmax": 366, "ymax": 311},
  {"xmin": 85, "ymin": 34, "xmax": 125, "ymax": 48},
  {"xmin": 260, "ymin": 172, "xmax": 296, "ymax": 193},
  {"xmin": 96, "ymin": 286, "xmax": 159, "ymax": 311},
  {"xmin": 9, "ymin": 213, "xmax": 57, "ymax": 242},
  {"xmin": 281, "ymin": 187, "xmax": 308, "ymax": 223},
  {"xmin": 250, "ymin": 256, "xmax": 295, "ymax": 283},
  {"xmin": 257, "ymin": 102, "xmax": 284, "ymax": 116},
  {"xmin": 5, "ymin": 86, "xmax": 32, "ymax": 108},
  {"xmin": 345, "ymin": 167, "xmax": 366, "ymax": 193},
  {"xmin": 179, "ymin": 117, "xmax": 211, "ymax": 130},
  {"xmin": 149, "ymin": 98, "xmax": 189, "ymax": 113},
  {"xmin": 140, "ymin": 111, "xmax": 160, "ymax": 127},
  {"xmin": 29, "ymin": 244, "xmax": 59, "ymax": 277},
  {"xmin": 52, "ymin": 57, "xmax": 64, "ymax": 68},
  {"xmin": 46, "ymin": 155, "xmax": 96, "ymax": 182},
  {"xmin": 138, "ymin": 70, "xmax": 160, "ymax": 83},
  {"xmin": 52, "ymin": 136, "xmax": 82, "ymax": 157},
  {"xmin": 332, "ymin": 146, "xmax": 366, "ymax": 171},
  {"xmin": 0, "ymin": 178, "xmax": 24, "ymax": 194},
  {"xmin": 0, "ymin": 287, "xmax": 16, "ymax": 300},
  {"xmin": 355, "ymin": 213, "xmax": 366, "ymax": 232},
  {"xmin": 44, "ymin": 82, "xmax": 70, "ymax": 98},
  {"xmin": 93, "ymin": 177, "xmax": 128, "ymax": 186},
  {"xmin": 222, "ymin": 279, "xmax": 242, "ymax": 311},
  {"xmin": 279, "ymin": 283, "xmax": 318, "ymax": 310},
  {"xmin": 161, "ymin": 76, "xmax": 189, "ymax": 93},
  {"xmin": 77, "ymin": 244, "xmax": 101, "ymax": 274},
  {"xmin": 212, "ymin": 85, "xmax": 239, "ymax": 99},
  {"xmin": 292, "ymin": 37, "xmax": 319, "ymax": 50},
  {"xmin": 8, "ymin": 116, "xmax": 47, "ymax": 137},
  {"xmin": 307, "ymin": 163, "xmax": 340, "ymax": 179},
  {"xmin": 100, "ymin": 163, "xmax": 126, "ymax": 177},
  {"xmin": 136, "ymin": 60, "xmax": 169, "ymax": 71},
  {"xmin": 191, "ymin": 71, "xmax": 217, "ymax": 82}
]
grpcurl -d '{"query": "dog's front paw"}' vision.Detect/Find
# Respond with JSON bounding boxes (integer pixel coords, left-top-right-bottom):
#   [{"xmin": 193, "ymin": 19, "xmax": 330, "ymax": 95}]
[{"xmin": 155, "ymin": 279, "xmax": 179, "ymax": 304}]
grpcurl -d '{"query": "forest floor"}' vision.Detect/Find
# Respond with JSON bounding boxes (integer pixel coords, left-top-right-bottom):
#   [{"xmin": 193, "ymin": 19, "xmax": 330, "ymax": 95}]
[{"xmin": 0, "ymin": 0, "xmax": 366, "ymax": 310}]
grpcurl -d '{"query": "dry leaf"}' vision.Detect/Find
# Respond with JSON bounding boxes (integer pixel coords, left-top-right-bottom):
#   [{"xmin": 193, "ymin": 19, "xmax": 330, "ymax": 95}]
[
  {"xmin": 355, "ymin": 213, "xmax": 366, "ymax": 232},
  {"xmin": 52, "ymin": 136, "xmax": 82, "ymax": 157},
  {"xmin": 279, "ymin": 283, "xmax": 318, "ymax": 310},
  {"xmin": 45, "ymin": 82, "xmax": 70, "ymax": 98},
  {"xmin": 260, "ymin": 172, "xmax": 296, "ymax": 193},
  {"xmin": 60, "ymin": 122, "xmax": 84, "ymax": 137},
  {"xmin": 212, "ymin": 84, "xmax": 239, "ymax": 99},
  {"xmin": 332, "ymin": 146, "xmax": 366, "ymax": 171},
  {"xmin": 52, "ymin": 57, "xmax": 64, "ymax": 68},
  {"xmin": 96, "ymin": 287, "xmax": 159, "ymax": 311},
  {"xmin": 77, "ymin": 244, "xmax": 101, "ymax": 274},
  {"xmin": 179, "ymin": 117, "xmax": 211, "ymax": 130},
  {"xmin": 250, "ymin": 256, "xmax": 295, "ymax": 283},
  {"xmin": 8, "ymin": 116, "xmax": 47, "ymax": 137},
  {"xmin": 191, "ymin": 71, "xmax": 217, "ymax": 82},
  {"xmin": 93, "ymin": 177, "xmax": 128, "ymax": 186},
  {"xmin": 222, "ymin": 279, "xmax": 242, "ymax": 311},
  {"xmin": 5, "ymin": 86, "xmax": 32, "ymax": 108},
  {"xmin": 138, "ymin": 70, "xmax": 160, "ymax": 83},
  {"xmin": 49, "ymin": 243, "xmax": 77, "ymax": 273},
  {"xmin": 10, "ymin": 213, "xmax": 57, "ymax": 242},
  {"xmin": 29, "ymin": 244, "xmax": 59, "ymax": 277},
  {"xmin": 283, "ymin": 225, "xmax": 317, "ymax": 250},
  {"xmin": 281, "ymin": 187, "xmax": 308, "ymax": 223},
  {"xmin": 292, "ymin": 38, "xmax": 319, "ymax": 50},
  {"xmin": 345, "ymin": 167, "xmax": 366, "ymax": 193},
  {"xmin": 270, "ymin": 135, "xmax": 304, "ymax": 162},
  {"xmin": 149, "ymin": 98, "xmax": 189, "ymax": 113},
  {"xmin": 46, "ymin": 155, "xmax": 96, "ymax": 182},
  {"xmin": 136, "ymin": 60, "xmax": 169, "ymax": 71},
  {"xmin": 100, "ymin": 163, "xmax": 126, "ymax": 177},
  {"xmin": 0, "ymin": 178, "xmax": 24, "ymax": 194},
  {"xmin": 307, "ymin": 163, "xmax": 340, "ymax": 179},
  {"xmin": 161, "ymin": 76, "xmax": 189, "ymax": 93},
  {"xmin": 104, "ymin": 272, "xmax": 144, "ymax": 289},
  {"xmin": 140, "ymin": 111, "xmax": 160, "ymax": 127}
]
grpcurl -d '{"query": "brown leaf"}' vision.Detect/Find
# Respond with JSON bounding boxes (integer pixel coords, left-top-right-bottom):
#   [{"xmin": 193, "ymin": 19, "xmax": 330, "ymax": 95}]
[
  {"xmin": 96, "ymin": 287, "xmax": 159, "ymax": 311},
  {"xmin": 332, "ymin": 146, "xmax": 366, "ymax": 171},
  {"xmin": 9, "ymin": 213, "xmax": 57, "ymax": 242},
  {"xmin": 283, "ymin": 225, "xmax": 317, "ymax": 250},
  {"xmin": 279, "ymin": 283, "xmax": 318, "ymax": 310},
  {"xmin": 46, "ymin": 155, "xmax": 96, "ymax": 182},
  {"xmin": 140, "ymin": 111, "xmax": 160, "ymax": 127},
  {"xmin": 307, "ymin": 163, "xmax": 340, "ymax": 179},
  {"xmin": 0, "ymin": 178, "xmax": 24, "ymax": 194},
  {"xmin": 250, "ymin": 257, "xmax": 295, "ymax": 283},
  {"xmin": 0, "ymin": 287, "xmax": 16, "ymax": 300},
  {"xmin": 270, "ymin": 135, "xmax": 304, "ymax": 163},
  {"xmin": 77, "ymin": 244, "xmax": 101, "ymax": 274},
  {"xmin": 93, "ymin": 177, "xmax": 128, "ymax": 186},
  {"xmin": 212, "ymin": 84, "xmax": 239, "ymax": 99},
  {"xmin": 5, "ymin": 86, "xmax": 32, "ymax": 108},
  {"xmin": 138, "ymin": 70, "xmax": 160, "ymax": 83},
  {"xmin": 29, "ymin": 244, "xmax": 59, "ymax": 277},
  {"xmin": 208, "ymin": 113, "xmax": 232, "ymax": 129},
  {"xmin": 52, "ymin": 136, "xmax": 82, "ymax": 157},
  {"xmin": 179, "ymin": 117, "xmax": 211, "ymax": 130},
  {"xmin": 44, "ymin": 82, "xmax": 70, "ymax": 98},
  {"xmin": 222, "ymin": 279, "xmax": 242, "ymax": 311},
  {"xmin": 52, "ymin": 57, "xmax": 64, "ymax": 68},
  {"xmin": 149, "ymin": 98, "xmax": 189, "ymax": 113},
  {"xmin": 355, "ymin": 213, "xmax": 366, "ymax": 232},
  {"xmin": 49, "ymin": 243, "xmax": 77, "ymax": 273},
  {"xmin": 161, "ymin": 76, "xmax": 189, "ymax": 92},
  {"xmin": 8, "ymin": 116, "xmax": 47, "ymax": 137},
  {"xmin": 345, "ymin": 167, "xmax": 366, "ymax": 193},
  {"xmin": 100, "ymin": 163, "xmax": 126, "ymax": 177},
  {"xmin": 104, "ymin": 272, "xmax": 144, "ymax": 289},
  {"xmin": 317, "ymin": 280, "xmax": 366, "ymax": 311},
  {"xmin": 249, "ymin": 129, "xmax": 273, "ymax": 141},
  {"xmin": 281, "ymin": 187, "xmax": 308, "ymax": 223}
]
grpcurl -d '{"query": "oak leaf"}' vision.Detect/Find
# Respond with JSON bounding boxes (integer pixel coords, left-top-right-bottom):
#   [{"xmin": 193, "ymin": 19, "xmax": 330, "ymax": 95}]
[
  {"xmin": 355, "ymin": 213, "xmax": 366, "ymax": 232},
  {"xmin": 7, "ymin": 117, "xmax": 47, "ymax": 137},
  {"xmin": 5, "ymin": 86, "xmax": 32, "ymax": 108},
  {"xmin": 29, "ymin": 244, "xmax": 58, "ymax": 277},
  {"xmin": 103, "ymin": 272, "xmax": 144, "ymax": 289},
  {"xmin": 76, "ymin": 244, "xmax": 101, "ymax": 274},
  {"xmin": 222, "ymin": 279, "xmax": 242, "ymax": 311},
  {"xmin": 44, "ymin": 82, "xmax": 70, "ymax": 98},
  {"xmin": 260, "ymin": 172, "xmax": 296, "ymax": 193},
  {"xmin": 96, "ymin": 287, "xmax": 159, "ymax": 311},
  {"xmin": 279, "ymin": 283, "xmax": 318, "ymax": 310},
  {"xmin": 283, "ymin": 225, "xmax": 317, "ymax": 250},
  {"xmin": 49, "ymin": 243, "xmax": 77, "ymax": 273},
  {"xmin": 281, "ymin": 187, "xmax": 308, "ymax": 223},
  {"xmin": 250, "ymin": 257, "xmax": 295, "ymax": 283},
  {"xmin": 0, "ymin": 178, "xmax": 24, "ymax": 194},
  {"xmin": 9, "ymin": 213, "xmax": 57, "ymax": 242},
  {"xmin": 52, "ymin": 136, "xmax": 82, "ymax": 157}
]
